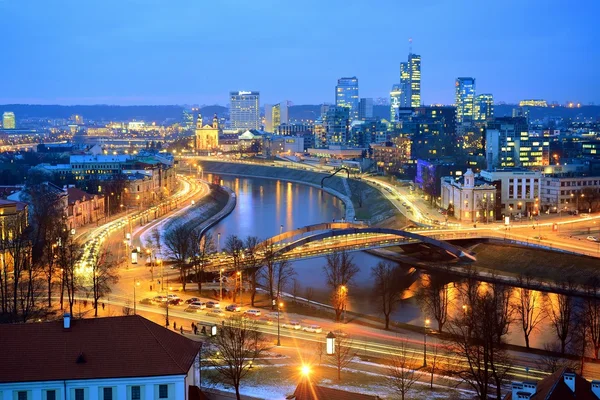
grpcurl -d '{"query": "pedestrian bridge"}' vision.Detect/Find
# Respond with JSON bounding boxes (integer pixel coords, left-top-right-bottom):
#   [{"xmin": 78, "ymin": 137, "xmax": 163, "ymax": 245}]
[{"xmin": 206, "ymin": 223, "xmax": 475, "ymax": 272}]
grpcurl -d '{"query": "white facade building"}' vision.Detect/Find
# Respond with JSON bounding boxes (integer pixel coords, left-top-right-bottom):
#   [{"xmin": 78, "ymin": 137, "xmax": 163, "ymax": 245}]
[
  {"xmin": 441, "ymin": 169, "xmax": 497, "ymax": 223},
  {"xmin": 230, "ymin": 91, "xmax": 260, "ymax": 130},
  {"xmin": 480, "ymin": 169, "xmax": 541, "ymax": 218}
]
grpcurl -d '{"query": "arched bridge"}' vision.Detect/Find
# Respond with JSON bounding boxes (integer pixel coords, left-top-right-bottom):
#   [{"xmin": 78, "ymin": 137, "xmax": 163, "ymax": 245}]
[{"xmin": 206, "ymin": 223, "xmax": 475, "ymax": 273}]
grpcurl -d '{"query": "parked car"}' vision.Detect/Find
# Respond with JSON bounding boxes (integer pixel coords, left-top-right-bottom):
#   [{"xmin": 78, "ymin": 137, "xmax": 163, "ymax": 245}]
[
  {"xmin": 190, "ymin": 301, "xmax": 206, "ymax": 309},
  {"xmin": 282, "ymin": 321, "xmax": 301, "ymax": 330},
  {"xmin": 225, "ymin": 304, "xmax": 241, "ymax": 312},
  {"xmin": 244, "ymin": 309, "xmax": 262, "ymax": 317},
  {"xmin": 206, "ymin": 309, "xmax": 225, "ymax": 317},
  {"xmin": 206, "ymin": 301, "xmax": 220, "ymax": 309},
  {"xmin": 184, "ymin": 305, "xmax": 201, "ymax": 313},
  {"xmin": 168, "ymin": 298, "xmax": 183, "ymax": 306},
  {"xmin": 153, "ymin": 295, "xmax": 167, "ymax": 303},
  {"xmin": 302, "ymin": 325, "xmax": 322, "ymax": 333},
  {"xmin": 139, "ymin": 298, "xmax": 155, "ymax": 305},
  {"xmin": 167, "ymin": 294, "xmax": 180, "ymax": 301},
  {"xmin": 185, "ymin": 297, "xmax": 201, "ymax": 304},
  {"xmin": 587, "ymin": 236, "xmax": 598, "ymax": 242}
]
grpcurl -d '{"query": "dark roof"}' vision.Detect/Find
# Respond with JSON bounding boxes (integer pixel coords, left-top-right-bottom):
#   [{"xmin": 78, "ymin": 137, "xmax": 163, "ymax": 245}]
[
  {"xmin": 0, "ymin": 315, "xmax": 202, "ymax": 384},
  {"xmin": 67, "ymin": 187, "xmax": 97, "ymax": 204},
  {"xmin": 291, "ymin": 379, "xmax": 382, "ymax": 400},
  {"xmin": 504, "ymin": 367, "xmax": 596, "ymax": 400}
]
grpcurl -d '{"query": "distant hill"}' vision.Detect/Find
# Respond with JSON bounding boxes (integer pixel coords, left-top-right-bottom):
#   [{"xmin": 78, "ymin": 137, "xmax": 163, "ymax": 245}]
[{"xmin": 199, "ymin": 105, "xmax": 228, "ymax": 118}]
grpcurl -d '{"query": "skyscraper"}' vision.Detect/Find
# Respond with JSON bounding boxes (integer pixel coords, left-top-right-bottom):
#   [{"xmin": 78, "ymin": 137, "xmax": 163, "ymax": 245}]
[
  {"xmin": 358, "ymin": 98, "xmax": 373, "ymax": 120},
  {"xmin": 408, "ymin": 53, "xmax": 421, "ymax": 107},
  {"xmin": 2, "ymin": 112, "xmax": 15, "ymax": 129},
  {"xmin": 474, "ymin": 94, "xmax": 494, "ymax": 122},
  {"xmin": 390, "ymin": 84, "xmax": 402, "ymax": 122},
  {"xmin": 229, "ymin": 91, "xmax": 260, "ymax": 130},
  {"xmin": 455, "ymin": 77, "xmax": 476, "ymax": 125},
  {"xmin": 323, "ymin": 106, "xmax": 350, "ymax": 146},
  {"xmin": 399, "ymin": 62, "xmax": 410, "ymax": 107},
  {"xmin": 335, "ymin": 77, "xmax": 359, "ymax": 121},
  {"xmin": 264, "ymin": 101, "xmax": 289, "ymax": 132}
]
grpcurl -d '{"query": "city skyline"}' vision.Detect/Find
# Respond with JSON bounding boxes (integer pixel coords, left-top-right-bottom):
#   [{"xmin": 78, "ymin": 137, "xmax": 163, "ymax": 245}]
[{"xmin": 0, "ymin": 1, "xmax": 598, "ymax": 106}]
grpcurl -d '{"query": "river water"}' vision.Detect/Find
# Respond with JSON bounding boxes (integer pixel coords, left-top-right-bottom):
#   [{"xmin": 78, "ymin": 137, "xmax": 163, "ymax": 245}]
[{"xmin": 208, "ymin": 174, "xmax": 555, "ymax": 349}]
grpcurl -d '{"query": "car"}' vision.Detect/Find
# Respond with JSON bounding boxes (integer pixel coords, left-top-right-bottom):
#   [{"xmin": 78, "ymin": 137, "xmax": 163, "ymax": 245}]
[
  {"xmin": 206, "ymin": 309, "xmax": 225, "ymax": 317},
  {"xmin": 259, "ymin": 318, "xmax": 274, "ymax": 325},
  {"xmin": 190, "ymin": 301, "xmax": 206, "ymax": 309},
  {"xmin": 225, "ymin": 304, "xmax": 241, "ymax": 312},
  {"xmin": 244, "ymin": 309, "xmax": 262, "ymax": 317},
  {"xmin": 401, "ymin": 202, "xmax": 407, "ymax": 206},
  {"xmin": 153, "ymin": 295, "xmax": 167, "ymax": 303},
  {"xmin": 282, "ymin": 321, "xmax": 301, "ymax": 330},
  {"xmin": 184, "ymin": 305, "xmax": 201, "ymax": 313},
  {"xmin": 302, "ymin": 325, "xmax": 323, "ymax": 333},
  {"xmin": 206, "ymin": 301, "xmax": 220, "ymax": 309},
  {"xmin": 139, "ymin": 298, "xmax": 155, "ymax": 305},
  {"xmin": 168, "ymin": 298, "xmax": 183, "ymax": 306},
  {"xmin": 587, "ymin": 236, "xmax": 598, "ymax": 242},
  {"xmin": 185, "ymin": 297, "xmax": 201, "ymax": 304},
  {"xmin": 167, "ymin": 294, "xmax": 180, "ymax": 301}
]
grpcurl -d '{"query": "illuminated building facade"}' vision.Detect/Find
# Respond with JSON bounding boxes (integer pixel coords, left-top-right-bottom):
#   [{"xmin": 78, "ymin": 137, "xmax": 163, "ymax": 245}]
[
  {"xmin": 195, "ymin": 114, "xmax": 220, "ymax": 151},
  {"xmin": 441, "ymin": 169, "xmax": 497, "ymax": 222},
  {"xmin": 408, "ymin": 53, "xmax": 421, "ymax": 107},
  {"xmin": 519, "ymin": 99, "xmax": 548, "ymax": 107},
  {"xmin": 390, "ymin": 84, "xmax": 402, "ymax": 122},
  {"xmin": 399, "ymin": 62, "xmax": 410, "ymax": 107},
  {"xmin": 230, "ymin": 91, "xmax": 260, "ymax": 130},
  {"xmin": 2, "ymin": 112, "xmax": 15, "ymax": 129},
  {"xmin": 455, "ymin": 77, "xmax": 476, "ymax": 125},
  {"xmin": 474, "ymin": 94, "xmax": 494, "ymax": 122},
  {"xmin": 358, "ymin": 98, "xmax": 373, "ymax": 120},
  {"xmin": 323, "ymin": 106, "xmax": 350, "ymax": 146},
  {"xmin": 335, "ymin": 77, "xmax": 359, "ymax": 121},
  {"xmin": 264, "ymin": 102, "xmax": 289, "ymax": 132}
]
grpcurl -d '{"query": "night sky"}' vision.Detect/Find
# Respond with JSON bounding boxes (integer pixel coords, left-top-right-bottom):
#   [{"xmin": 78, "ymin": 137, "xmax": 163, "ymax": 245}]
[{"xmin": 1, "ymin": 0, "xmax": 598, "ymax": 106}]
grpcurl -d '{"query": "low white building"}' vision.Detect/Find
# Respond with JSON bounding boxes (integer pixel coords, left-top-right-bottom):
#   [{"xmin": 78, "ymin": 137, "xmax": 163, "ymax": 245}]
[
  {"xmin": 479, "ymin": 169, "xmax": 541, "ymax": 218},
  {"xmin": 0, "ymin": 315, "xmax": 202, "ymax": 400},
  {"xmin": 441, "ymin": 169, "xmax": 497, "ymax": 222}
]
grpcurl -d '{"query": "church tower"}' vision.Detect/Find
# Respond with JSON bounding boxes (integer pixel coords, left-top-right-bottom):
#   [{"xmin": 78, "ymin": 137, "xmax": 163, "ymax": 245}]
[{"xmin": 212, "ymin": 114, "xmax": 218, "ymax": 129}]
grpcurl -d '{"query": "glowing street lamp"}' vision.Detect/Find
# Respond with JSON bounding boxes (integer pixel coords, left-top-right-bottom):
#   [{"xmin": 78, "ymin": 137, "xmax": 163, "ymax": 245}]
[
  {"xmin": 423, "ymin": 318, "xmax": 431, "ymax": 367},
  {"xmin": 133, "ymin": 280, "xmax": 140, "ymax": 315},
  {"xmin": 301, "ymin": 364, "xmax": 311, "ymax": 377},
  {"xmin": 326, "ymin": 331, "xmax": 336, "ymax": 355},
  {"xmin": 277, "ymin": 301, "xmax": 283, "ymax": 346}
]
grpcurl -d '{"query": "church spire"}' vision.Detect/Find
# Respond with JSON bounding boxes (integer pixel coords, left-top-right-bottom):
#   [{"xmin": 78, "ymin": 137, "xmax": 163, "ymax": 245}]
[{"xmin": 196, "ymin": 113, "xmax": 203, "ymax": 129}]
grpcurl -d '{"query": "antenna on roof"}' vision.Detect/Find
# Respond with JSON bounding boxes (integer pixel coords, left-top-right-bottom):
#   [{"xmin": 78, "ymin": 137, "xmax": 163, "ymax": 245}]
[{"xmin": 409, "ymin": 37, "xmax": 413, "ymax": 54}]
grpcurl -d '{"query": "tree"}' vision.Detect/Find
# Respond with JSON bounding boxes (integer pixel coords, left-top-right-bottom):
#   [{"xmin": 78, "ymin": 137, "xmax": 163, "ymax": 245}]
[
  {"xmin": 259, "ymin": 240, "xmax": 295, "ymax": 309},
  {"xmin": 206, "ymin": 316, "xmax": 269, "ymax": 400},
  {"xmin": 584, "ymin": 278, "xmax": 600, "ymax": 359},
  {"xmin": 144, "ymin": 228, "xmax": 162, "ymax": 282},
  {"xmin": 418, "ymin": 273, "xmax": 450, "ymax": 333},
  {"xmin": 387, "ymin": 341, "xmax": 419, "ymax": 400},
  {"xmin": 224, "ymin": 235, "xmax": 244, "ymax": 302},
  {"xmin": 328, "ymin": 334, "xmax": 356, "ymax": 381},
  {"xmin": 513, "ymin": 274, "xmax": 545, "ymax": 349},
  {"xmin": 323, "ymin": 250, "xmax": 359, "ymax": 322},
  {"xmin": 164, "ymin": 224, "xmax": 193, "ymax": 291},
  {"xmin": 476, "ymin": 194, "xmax": 494, "ymax": 223},
  {"xmin": 547, "ymin": 283, "xmax": 576, "ymax": 355},
  {"xmin": 371, "ymin": 261, "xmax": 402, "ymax": 330},
  {"xmin": 189, "ymin": 230, "xmax": 216, "ymax": 292},
  {"xmin": 56, "ymin": 233, "xmax": 83, "ymax": 317},
  {"xmin": 243, "ymin": 236, "xmax": 260, "ymax": 307},
  {"xmin": 90, "ymin": 248, "xmax": 119, "ymax": 317}
]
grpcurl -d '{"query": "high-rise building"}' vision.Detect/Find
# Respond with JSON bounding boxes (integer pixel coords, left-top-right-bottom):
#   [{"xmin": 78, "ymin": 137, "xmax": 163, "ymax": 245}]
[
  {"xmin": 399, "ymin": 62, "xmax": 410, "ymax": 107},
  {"xmin": 335, "ymin": 77, "xmax": 359, "ymax": 121},
  {"xmin": 455, "ymin": 77, "xmax": 476, "ymax": 125},
  {"xmin": 323, "ymin": 106, "xmax": 350, "ymax": 146},
  {"xmin": 2, "ymin": 112, "xmax": 15, "ymax": 129},
  {"xmin": 408, "ymin": 53, "xmax": 421, "ymax": 107},
  {"xmin": 358, "ymin": 98, "xmax": 373, "ymax": 120},
  {"xmin": 485, "ymin": 117, "xmax": 548, "ymax": 169},
  {"xmin": 229, "ymin": 91, "xmax": 260, "ymax": 130},
  {"xmin": 390, "ymin": 84, "xmax": 403, "ymax": 122},
  {"xmin": 264, "ymin": 101, "xmax": 289, "ymax": 132},
  {"xmin": 474, "ymin": 94, "xmax": 494, "ymax": 122}
]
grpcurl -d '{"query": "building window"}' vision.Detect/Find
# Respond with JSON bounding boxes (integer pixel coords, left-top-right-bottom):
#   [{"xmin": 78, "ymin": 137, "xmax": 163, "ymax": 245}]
[
  {"xmin": 18, "ymin": 391, "xmax": 28, "ymax": 400},
  {"xmin": 46, "ymin": 391, "xmax": 56, "ymax": 400},
  {"xmin": 75, "ymin": 389, "xmax": 84, "ymax": 400},
  {"xmin": 159, "ymin": 385, "xmax": 168, "ymax": 399},
  {"xmin": 131, "ymin": 386, "xmax": 141, "ymax": 400},
  {"xmin": 103, "ymin": 387, "xmax": 113, "ymax": 400}
]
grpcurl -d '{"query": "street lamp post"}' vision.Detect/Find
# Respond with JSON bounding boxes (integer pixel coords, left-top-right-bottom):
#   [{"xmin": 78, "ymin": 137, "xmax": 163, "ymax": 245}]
[
  {"xmin": 423, "ymin": 318, "xmax": 431, "ymax": 367},
  {"xmin": 133, "ymin": 279, "xmax": 140, "ymax": 315},
  {"xmin": 219, "ymin": 268, "xmax": 224, "ymax": 303},
  {"xmin": 277, "ymin": 301, "xmax": 283, "ymax": 346},
  {"xmin": 165, "ymin": 277, "xmax": 170, "ymax": 327},
  {"xmin": 237, "ymin": 270, "xmax": 243, "ymax": 307}
]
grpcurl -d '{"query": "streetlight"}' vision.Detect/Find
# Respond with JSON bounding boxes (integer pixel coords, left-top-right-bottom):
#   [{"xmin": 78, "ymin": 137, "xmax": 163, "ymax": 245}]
[
  {"xmin": 277, "ymin": 301, "xmax": 283, "ymax": 346},
  {"xmin": 219, "ymin": 268, "xmax": 224, "ymax": 303},
  {"xmin": 301, "ymin": 364, "xmax": 311, "ymax": 378},
  {"xmin": 165, "ymin": 279, "xmax": 171, "ymax": 327},
  {"xmin": 326, "ymin": 331, "xmax": 336, "ymax": 355},
  {"xmin": 237, "ymin": 270, "xmax": 243, "ymax": 307},
  {"xmin": 133, "ymin": 279, "xmax": 140, "ymax": 315},
  {"xmin": 217, "ymin": 232, "xmax": 221, "ymax": 253},
  {"xmin": 423, "ymin": 318, "xmax": 431, "ymax": 367},
  {"xmin": 340, "ymin": 285, "xmax": 348, "ymax": 323}
]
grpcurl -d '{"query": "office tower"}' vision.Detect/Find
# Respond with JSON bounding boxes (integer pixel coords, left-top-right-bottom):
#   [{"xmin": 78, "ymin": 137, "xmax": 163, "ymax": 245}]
[
  {"xmin": 390, "ymin": 84, "xmax": 402, "ymax": 122},
  {"xmin": 2, "ymin": 112, "xmax": 15, "ymax": 129},
  {"xmin": 335, "ymin": 77, "xmax": 359, "ymax": 121},
  {"xmin": 264, "ymin": 104, "xmax": 274, "ymax": 132},
  {"xmin": 229, "ymin": 91, "xmax": 260, "ymax": 130},
  {"xmin": 485, "ymin": 117, "xmax": 548, "ymax": 168},
  {"xmin": 358, "ymin": 98, "xmax": 373, "ymax": 120},
  {"xmin": 264, "ymin": 101, "xmax": 289, "ymax": 132},
  {"xmin": 408, "ymin": 53, "xmax": 421, "ymax": 107},
  {"xmin": 474, "ymin": 94, "xmax": 494, "ymax": 122},
  {"xmin": 323, "ymin": 106, "xmax": 350, "ymax": 146},
  {"xmin": 399, "ymin": 62, "xmax": 410, "ymax": 107},
  {"xmin": 455, "ymin": 77, "xmax": 476, "ymax": 125}
]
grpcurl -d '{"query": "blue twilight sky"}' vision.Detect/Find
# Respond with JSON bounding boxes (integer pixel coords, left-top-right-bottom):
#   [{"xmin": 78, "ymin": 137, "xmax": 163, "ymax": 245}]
[{"xmin": 0, "ymin": 0, "xmax": 598, "ymax": 106}]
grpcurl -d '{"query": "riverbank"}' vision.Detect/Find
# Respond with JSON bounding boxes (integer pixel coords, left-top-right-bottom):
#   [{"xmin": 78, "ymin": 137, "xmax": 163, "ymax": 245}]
[{"xmin": 198, "ymin": 160, "xmax": 399, "ymax": 225}]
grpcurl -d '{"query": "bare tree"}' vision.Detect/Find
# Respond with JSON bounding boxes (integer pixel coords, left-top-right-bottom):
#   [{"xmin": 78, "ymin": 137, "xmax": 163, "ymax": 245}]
[
  {"xmin": 513, "ymin": 274, "xmax": 545, "ymax": 349},
  {"xmin": 387, "ymin": 341, "xmax": 419, "ymax": 400},
  {"xmin": 243, "ymin": 236, "xmax": 260, "ymax": 307},
  {"xmin": 56, "ymin": 233, "xmax": 83, "ymax": 317},
  {"xmin": 584, "ymin": 278, "xmax": 600, "ymax": 359},
  {"xmin": 328, "ymin": 334, "xmax": 356, "ymax": 381},
  {"xmin": 164, "ymin": 224, "xmax": 193, "ymax": 291},
  {"xmin": 418, "ymin": 273, "xmax": 450, "ymax": 333},
  {"xmin": 371, "ymin": 261, "xmax": 402, "ymax": 330},
  {"xmin": 90, "ymin": 247, "xmax": 119, "ymax": 317},
  {"xmin": 547, "ymin": 282, "xmax": 576, "ymax": 355},
  {"xmin": 144, "ymin": 228, "xmax": 162, "ymax": 282},
  {"xmin": 189, "ymin": 230, "xmax": 215, "ymax": 292},
  {"xmin": 323, "ymin": 250, "xmax": 359, "ymax": 322},
  {"xmin": 206, "ymin": 316, "xmax": 270, "ymax": 400},
  {"xmin": 259, "ymin": 240, "xmax": 295, "ymax": 309},
  {"xmin": 224, "ymin": 235, "xmax": 244, "ymax": 303},
  {"xmin": 536, "ymin": 342, "xmax": 579, "ymax": 373}
]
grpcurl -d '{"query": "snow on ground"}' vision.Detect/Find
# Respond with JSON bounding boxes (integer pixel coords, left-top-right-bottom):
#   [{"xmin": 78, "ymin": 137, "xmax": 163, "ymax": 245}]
[{"xmin": 208, "ymin": 382, "xmax": 296, "ymax": 400}]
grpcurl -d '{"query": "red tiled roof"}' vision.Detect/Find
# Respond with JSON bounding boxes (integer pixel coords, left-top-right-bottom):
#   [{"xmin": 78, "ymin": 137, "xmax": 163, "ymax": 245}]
[
  {"xmin": 292, "ymin": 379, "xmax": 382, "ymax": 400},
  {"xmin": 504, "ymin": 367, "xmax": 596, "ymax": 400},
  {"xmin": 0, "ymin": 315, "xmax": 202, "ymax": 384}
]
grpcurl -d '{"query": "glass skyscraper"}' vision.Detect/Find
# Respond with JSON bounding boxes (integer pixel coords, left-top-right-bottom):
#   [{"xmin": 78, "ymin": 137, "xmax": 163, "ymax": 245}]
[
  {"xmin": 335, "ymin": 77, "xmax": 359, "ymax": 121},
  {"xmin": 408, "ymin": 53, "xmax": 421, "ymax": 107},
  {"xmin": 229, "ymin": 91, "xmax": 260, "ymax": 130},
  {"xmin": 474, "ymin": 94, "xmax": 494, "ymax": 122},
  {"xmin": 399, "ymin": 62, "xmax": 410, "ymax": 107},
  {"xmin": 2, "ymin": 112, "xmax": 15, "ymax": 129},
  {"xmin": 455, "ymin": 78, "xmax": 476, "ymax": 125}
]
